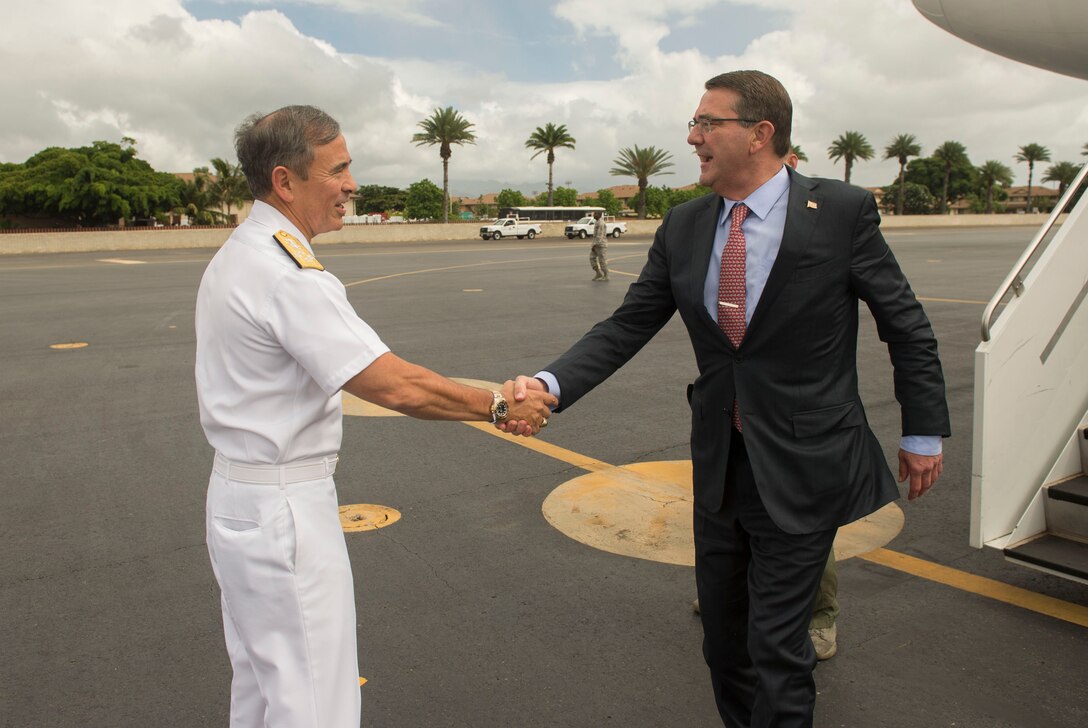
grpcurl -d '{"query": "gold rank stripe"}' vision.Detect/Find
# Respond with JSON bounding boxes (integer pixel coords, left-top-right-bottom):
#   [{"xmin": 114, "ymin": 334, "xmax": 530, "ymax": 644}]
[{"xmin": 273, "ymin": 230, "xmax": 325, "ymax": 271}]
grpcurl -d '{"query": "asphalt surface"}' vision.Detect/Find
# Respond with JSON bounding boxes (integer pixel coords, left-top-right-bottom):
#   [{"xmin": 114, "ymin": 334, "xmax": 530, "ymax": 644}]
[{"xmin": 2, "ymin": 226, "xmax": 1086, "ymax": 728}]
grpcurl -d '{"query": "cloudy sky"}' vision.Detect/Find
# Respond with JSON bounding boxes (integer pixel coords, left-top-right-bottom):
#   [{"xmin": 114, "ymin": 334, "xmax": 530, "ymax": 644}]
[{"xmin": 3, "ymin": 0, "xmax": 1086, "ymax": 196}]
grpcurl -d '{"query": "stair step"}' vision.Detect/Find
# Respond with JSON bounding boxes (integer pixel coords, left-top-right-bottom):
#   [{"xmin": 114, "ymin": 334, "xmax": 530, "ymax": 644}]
[
  {"xmin": 1048, "ymin": 475, "xmax": 1088, "ymax": 507},
  {"xmin": 1004, "ymin": 533, "xmax": 1088, "ymax": 582}
]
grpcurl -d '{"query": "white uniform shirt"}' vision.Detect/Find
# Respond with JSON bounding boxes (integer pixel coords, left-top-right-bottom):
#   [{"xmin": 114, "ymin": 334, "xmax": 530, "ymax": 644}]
[{"xmin": 195, "ymin": 201, "xmax": 389, "ymax": 464}]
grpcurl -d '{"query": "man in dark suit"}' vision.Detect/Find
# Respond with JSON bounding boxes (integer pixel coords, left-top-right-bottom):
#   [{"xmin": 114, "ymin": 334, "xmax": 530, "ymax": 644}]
[{"xmin": 503, "ymin": 70, "xmax": 949, "ymax": 727}]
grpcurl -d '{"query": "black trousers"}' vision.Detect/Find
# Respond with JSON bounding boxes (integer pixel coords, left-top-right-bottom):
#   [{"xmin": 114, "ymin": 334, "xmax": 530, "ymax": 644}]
[{"xmin": 694, "ymin": 430, "xmax": 836, "ymax": 728}]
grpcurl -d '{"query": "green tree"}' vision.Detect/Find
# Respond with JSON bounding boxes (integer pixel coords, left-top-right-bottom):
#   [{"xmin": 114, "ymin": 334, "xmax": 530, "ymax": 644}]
[
  {"xmin": 208, "ymin": 157, "xmax": 250, "ymax": 223},
  {"xmin": 1082, "ymin": 143, "xmax": 1088, "ymax": 157},
  {"xmin": 404, "ymin": 178, "xmax": 444, "ymax": 220},
  {"xmin": 582, "ymin": 188, "xmax": 623, "ymax": 216},
  {"xmin": 1042, "ymin": 160, "xmax": 1082, "ymax": 197},
  {"xmin": 525, "ymin": 122, "xmax": 576, "ymax": 207},
  {"xmin": 789, "ymin": 145, "xmax": 808, "ymax": 164},
  {"xmin": 496, "ymin": 188, "xmax": 528, "ymax": 209},
  {"xmin": 175, "ymin": 167, "xmax": 222, "ymax": 224},
  {"xmin": 610, "ymin": 144, "xmax": 674, "ymax": 219},
  {"xmin": 632, "ymin": 185, "xmax": 668, "ymax": 218},
  {"xmin": 1014, "ymin": 143, "xmax": 1051, "ymax": 213},
  {"xmin": 0, "ymin": 140, "xmax": 182, "ymax": 226},
  {"xmin": 827, "ymin": 131, "xmax": 874, "ymax": 184},
  {"xmin": 883, "ymin": 133, "xmax": 922, "ymax": 216},
  {"xmin": 880, "ymin": 181, "xmax": 935, "ymax": 215},
  {"xmin": 551, "ymin": 186, "xmax": 578, "ymax": 206},
  {"xmin": 412, "ymin": 106, "xmax": 477, "ymax": 224},
  {"xmin": 355, "ymin": 185, "xmax": 406, "ymax": 214},
  {"xmin": 976, "ymin": 160, "xmax": 1014, "ymax": 214},
  {"xmin": 932, "ymin": 141, "xmax": 970, "ymax": 214},
  {"xmin": 667, "ymin": 184, "xmax": 713, "ymax": 208},
  {"xmin": 905, "ymin": 154, "xmax": 976, "ymax": 212}
]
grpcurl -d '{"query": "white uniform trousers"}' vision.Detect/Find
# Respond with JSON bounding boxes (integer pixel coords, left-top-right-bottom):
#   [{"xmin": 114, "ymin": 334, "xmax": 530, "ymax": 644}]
[{"xmin": 206, "ymin": 456, "xmax": 360, "ymax": 728}]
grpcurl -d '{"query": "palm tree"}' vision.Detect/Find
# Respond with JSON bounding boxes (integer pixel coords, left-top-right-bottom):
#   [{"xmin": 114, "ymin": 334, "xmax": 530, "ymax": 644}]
[
  {"xmin": 208, "ymin": 157, "xmax": 250, "ymax": 223},
  {"xmin": 610, "ymin": 145, "xmax": 674, "ymax": 219},
  {"xmin": 932, "ymin": 141, "xmax": 969, "ymax": 214},
  {"xmin": 174, "ymin": 167, "xmax": 222, "ymax": 225},
  {"xmin": 977, "ymin": 160, "xmax": 1014, "ymax": 214},
  {"xmin": 1014, "ymin": 143, "xmax": 1051, "ymax": 213},
  {"xmin": 412, "ymin": 107, "xmax": 477, "ymax": 223},
  {"xmin": 525, "ymin": 123, "xmax": 576, "ymax": 207},
  {"xmin": 883, "ymin": 134, "xmax": 922, "ymax": 216},
  {"xmin": 827, "ymin": 131, "xmax": 874, "ymax": 185},
  {"xmin": 790, "ymin": 145, "xmax": 809, "ymax": 163},
  {"xmin": 1042, "ymin": 160, "xmax": 1082, "ymax": 197}
]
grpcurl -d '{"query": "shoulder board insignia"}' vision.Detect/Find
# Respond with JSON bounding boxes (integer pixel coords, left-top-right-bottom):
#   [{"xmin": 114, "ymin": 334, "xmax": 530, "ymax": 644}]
[{"xmin": 273, "ymin": 230, "xmax": 324, "ymax": 271}]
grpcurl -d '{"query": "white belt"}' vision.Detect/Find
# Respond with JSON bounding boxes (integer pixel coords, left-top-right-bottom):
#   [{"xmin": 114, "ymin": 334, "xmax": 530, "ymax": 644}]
[{"xmin": 213, "ymin": 452, "xmax": 338, "ymax": 485}]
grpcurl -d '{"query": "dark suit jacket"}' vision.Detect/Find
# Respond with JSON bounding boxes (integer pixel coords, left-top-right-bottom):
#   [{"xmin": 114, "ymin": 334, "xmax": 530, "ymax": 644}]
[{"xmin": 545, "ymin": 169, "xmax": 951, "ymax": 534}]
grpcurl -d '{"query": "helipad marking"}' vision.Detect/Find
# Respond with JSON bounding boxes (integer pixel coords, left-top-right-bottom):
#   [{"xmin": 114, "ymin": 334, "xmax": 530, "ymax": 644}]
[
  {"xmin": 540, "ymin": 460, "xmax": 903, "ymax": 566},
  {"xmin": 339, "ymin": 504, "xmax": 401, "ymax": 532},
  {"xmin": 49, "ymin": 342, "xmax": 89, "ymax": 350},
  {"xmin": 96, "ymin": 258, "xmax": 147, "ymax": 265}
]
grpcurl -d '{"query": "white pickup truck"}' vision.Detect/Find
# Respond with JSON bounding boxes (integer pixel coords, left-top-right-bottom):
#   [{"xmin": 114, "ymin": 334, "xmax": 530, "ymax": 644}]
[
  {"xmin": 479, "ymin": 217, "xmax": 543, "ymax": 240},
  {"xmin": 564, "ymin": 216, "xmax": 626, "ymax": 239}
]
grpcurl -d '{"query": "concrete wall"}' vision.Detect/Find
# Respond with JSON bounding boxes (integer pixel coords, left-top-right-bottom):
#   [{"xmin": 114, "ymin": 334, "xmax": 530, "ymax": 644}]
[{"xmin": 0, "ymin": 213, "xmax": 1061, "ymax": 256}]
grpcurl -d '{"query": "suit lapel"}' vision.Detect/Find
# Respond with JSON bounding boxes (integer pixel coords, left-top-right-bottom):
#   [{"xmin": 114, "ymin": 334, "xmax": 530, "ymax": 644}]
[
  {"xmin": 747, "ymin": 169, "xmax": 822, "ymax": 334},
  {"xmin": 689, "ymin": 195, "xmax": 729, "ymax": 340}
]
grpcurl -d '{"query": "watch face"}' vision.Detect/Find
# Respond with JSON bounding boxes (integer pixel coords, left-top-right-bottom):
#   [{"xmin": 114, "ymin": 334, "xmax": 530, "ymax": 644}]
[{"xmin": 495, "ymin": 399, "xmax": 509, "ymax": 419}]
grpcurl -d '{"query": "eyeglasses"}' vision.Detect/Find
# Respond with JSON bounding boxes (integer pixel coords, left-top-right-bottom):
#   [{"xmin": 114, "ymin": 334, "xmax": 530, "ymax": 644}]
[{"xmin": 688, "ymin": 117, "xmax": 757, "ymax": 134}]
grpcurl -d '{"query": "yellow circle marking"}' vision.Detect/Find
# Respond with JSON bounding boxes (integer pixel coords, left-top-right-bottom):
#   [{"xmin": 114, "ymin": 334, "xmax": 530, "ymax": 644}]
[
  {"xmin": 542, "ymin": 460, "xmax": 903, "ymax": 566},
  {"xmin": 49, "ymin": 342, "xmax": 89, "ymax": 350},
  {"xmin": 342, "ymin": 378, "xmax": 501, "ymax": 418},
  {"xmin": 339, "ymin": 504, "xmax": 402, "ymax": 532}
]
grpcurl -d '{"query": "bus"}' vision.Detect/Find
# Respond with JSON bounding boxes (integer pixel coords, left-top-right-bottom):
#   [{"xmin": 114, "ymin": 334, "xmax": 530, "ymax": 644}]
[{"xmin": 498, "ymin": 205, "xmax": 605, "ymax": 222}]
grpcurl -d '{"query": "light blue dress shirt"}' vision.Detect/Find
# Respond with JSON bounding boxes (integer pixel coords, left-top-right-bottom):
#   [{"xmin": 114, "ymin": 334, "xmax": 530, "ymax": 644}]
[{"xmin": 538, "ymin": 165, "xmax": 940, "ymax": 456}]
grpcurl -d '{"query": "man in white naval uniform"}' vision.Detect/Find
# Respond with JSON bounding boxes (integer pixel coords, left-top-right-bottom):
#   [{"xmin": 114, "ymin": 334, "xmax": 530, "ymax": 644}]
[{"xmin": 195, "ymin": 105, "xmax": 555, "ymax": 728}]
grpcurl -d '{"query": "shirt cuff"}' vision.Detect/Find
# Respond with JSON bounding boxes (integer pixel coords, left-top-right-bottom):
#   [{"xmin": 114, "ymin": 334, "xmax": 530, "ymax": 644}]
[
  {"xmin": 534, "ymin": 371, "xmax": 560, "ymax": 411},
  {"xmin": 900, "ymin": 435, "xmax": 942, "ymax": 456}
]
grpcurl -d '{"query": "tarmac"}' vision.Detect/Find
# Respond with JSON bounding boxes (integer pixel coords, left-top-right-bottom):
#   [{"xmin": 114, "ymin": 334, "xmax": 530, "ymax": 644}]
[{"xmin": 1, "ymin": 225, "xmax": 1086, "ymax": 727}]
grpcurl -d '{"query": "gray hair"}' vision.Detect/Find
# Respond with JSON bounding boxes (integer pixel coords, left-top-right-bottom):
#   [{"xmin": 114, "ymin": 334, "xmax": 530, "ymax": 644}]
[
  {"xmin": 234, "ymin": 105, "xmax": 341, "ymax": 199},
  {"xmin": 704, "ymin": 71, "xmax": 793, "ymax": 158}
]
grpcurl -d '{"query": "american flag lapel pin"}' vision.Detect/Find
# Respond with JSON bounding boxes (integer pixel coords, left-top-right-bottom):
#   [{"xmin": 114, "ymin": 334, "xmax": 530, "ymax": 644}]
[{"xmin": 807, "ymin": 200, "xmax": 818, "ymax": 210}]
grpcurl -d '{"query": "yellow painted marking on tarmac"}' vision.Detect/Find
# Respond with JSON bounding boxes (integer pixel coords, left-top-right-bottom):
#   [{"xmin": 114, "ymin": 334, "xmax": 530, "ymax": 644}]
[
  {"xmin": 917, "ymin": 296, "xmax": 990, "ymax": 305},
  {"xmin": 49, "ymin": 342, "xmax": 88, "ymax": 350},
  {"xmin": 463, "ymin": 288, "xmax": 483, "ymax": 292},
  {"xmin": 461, "ymin": 420, "xmax": 616, "ymax": 473},
  {"xmin": 96, "ymin": 258, "xmax": 147, "ymax": 265},
  {"xmin": 359, "ymin": 677, "xmax": 367, "ymax": 686},
  {"xmin": 339, "ymin": 504, "xmax": 401, "ymax": 532},
  {"xmin": 858, "ymin": 548, "xmax": 1088, "ymax": 628},
  {"xmin": 927, "ymin": 259, "xmax": 943, "ymax": 263}
]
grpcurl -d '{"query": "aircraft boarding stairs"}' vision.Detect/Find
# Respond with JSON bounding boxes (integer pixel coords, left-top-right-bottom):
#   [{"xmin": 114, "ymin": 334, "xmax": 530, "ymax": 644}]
[{"xmin": 973, "ymin": 164, "xmax": 1088, "ymax": 585}]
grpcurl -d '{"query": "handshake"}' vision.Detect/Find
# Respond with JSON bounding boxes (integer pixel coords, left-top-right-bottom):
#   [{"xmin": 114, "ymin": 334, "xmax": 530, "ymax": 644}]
[{"xmin": 494, "ymin": 375, "xmax": 554, "ymax": 438}]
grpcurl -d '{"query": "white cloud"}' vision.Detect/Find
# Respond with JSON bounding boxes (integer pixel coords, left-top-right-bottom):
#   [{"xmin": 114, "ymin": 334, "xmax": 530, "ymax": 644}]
[
  {"xmin": 1, "ymin": 0, "xmax": 1085, "ymax": 195},
  {"xmin": 193, "ymin": 0, "xmax": 445, "ymax": 27}
]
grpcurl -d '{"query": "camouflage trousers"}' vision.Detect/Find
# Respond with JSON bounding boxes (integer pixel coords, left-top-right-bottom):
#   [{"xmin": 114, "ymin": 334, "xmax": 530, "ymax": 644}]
[{"xmin": 590, "ymin": 242, "xmax": 608, "ymax": 278}]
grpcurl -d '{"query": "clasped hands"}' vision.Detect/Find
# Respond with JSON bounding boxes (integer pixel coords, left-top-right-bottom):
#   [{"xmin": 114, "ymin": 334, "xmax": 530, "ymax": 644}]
[{"xmin": 496, "ymin": 376, "xmax": 552, "ymax": 437}]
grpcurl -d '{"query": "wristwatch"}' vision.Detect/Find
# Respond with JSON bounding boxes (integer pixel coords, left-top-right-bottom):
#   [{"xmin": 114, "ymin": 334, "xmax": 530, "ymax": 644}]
[{"xmin": 489, "ymin": 390, "xmax": 509, "ymax": 423}]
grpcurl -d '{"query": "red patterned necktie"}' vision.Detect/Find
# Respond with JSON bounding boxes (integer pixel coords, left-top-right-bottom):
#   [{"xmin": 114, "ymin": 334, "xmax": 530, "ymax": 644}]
[{"xmin": 717, "ymin": 202, "xmax": 748, "ymax": 431}]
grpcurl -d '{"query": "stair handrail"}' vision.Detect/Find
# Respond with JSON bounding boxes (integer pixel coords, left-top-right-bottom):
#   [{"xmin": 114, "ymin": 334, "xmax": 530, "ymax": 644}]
[{"xmin": 981, "ymin": 162, "xmax": 1088, "ymax": 341}]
